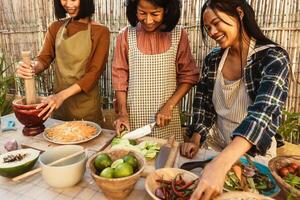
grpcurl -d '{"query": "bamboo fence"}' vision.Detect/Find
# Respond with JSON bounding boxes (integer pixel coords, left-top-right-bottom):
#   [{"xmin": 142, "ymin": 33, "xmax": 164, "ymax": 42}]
[{"xmin": 0, "ymin": 0, "xmax": 299, "ymax": 142}]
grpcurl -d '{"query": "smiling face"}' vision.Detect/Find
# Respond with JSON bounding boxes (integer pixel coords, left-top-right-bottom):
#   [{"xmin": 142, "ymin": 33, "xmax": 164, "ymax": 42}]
[
  {"xmin": 136, "ymin": 0, "xmax": 165, "ymax": 32},
  {"xmin": 60, "ymin": 0, "xmax": 80, "ymax": 17},
  {"xmin": 203, "ymin": 8, "xmax": 241, "ymax": 49}
]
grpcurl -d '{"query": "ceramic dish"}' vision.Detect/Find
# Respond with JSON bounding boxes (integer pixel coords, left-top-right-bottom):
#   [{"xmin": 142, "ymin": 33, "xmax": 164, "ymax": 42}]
[{"xmin": 43, "ymin": 121, "xmax": 101, "ymax": 145}]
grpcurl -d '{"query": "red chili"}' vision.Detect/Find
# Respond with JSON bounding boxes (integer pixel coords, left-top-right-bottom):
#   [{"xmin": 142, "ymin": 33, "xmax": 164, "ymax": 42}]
[
  {"xmin": 172, "ymin": 176, "xmax": 185, "ymax": 197},
  {"xmin": 177, "ymin": 179, "xmax": 198, "ymax": 190}
]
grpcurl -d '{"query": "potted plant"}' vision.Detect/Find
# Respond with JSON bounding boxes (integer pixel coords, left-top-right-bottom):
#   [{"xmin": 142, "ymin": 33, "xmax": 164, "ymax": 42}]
[{"xmin": 0, "ymin": 52, "xmax": 15, "ymax": 117}]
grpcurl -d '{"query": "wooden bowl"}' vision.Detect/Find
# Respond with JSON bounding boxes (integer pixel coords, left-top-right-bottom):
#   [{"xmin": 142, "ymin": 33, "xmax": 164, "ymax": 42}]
[
  {"xmin": 268, "ymin": 155, "xmax": 300, "ymax": 198},
  {"xmin": 87, "ymin": 149, "xmax": 145, "ymax": 200},
  {"xmin": 214, "ymin": 191, "xmax": 274, "ymax": 200},
  {"xmin": 145, "ymin": 168, "xmax": 199, "ymax": 200}
]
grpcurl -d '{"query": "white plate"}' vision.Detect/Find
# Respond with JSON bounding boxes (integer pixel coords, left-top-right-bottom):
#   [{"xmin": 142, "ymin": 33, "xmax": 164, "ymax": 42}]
[{"xmin": 43, "ymin": 121, "xmax": 102, "ymax": 145}]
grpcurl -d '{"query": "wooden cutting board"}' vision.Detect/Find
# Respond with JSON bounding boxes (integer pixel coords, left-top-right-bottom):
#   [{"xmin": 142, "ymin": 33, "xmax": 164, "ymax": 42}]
[
  {"xmin": 21, "ymin": 129, "xmax": 116, "ymax": 153},
  {"xmin": 105, "ymin": 136, "xmax": 179, "ymax": 177}
]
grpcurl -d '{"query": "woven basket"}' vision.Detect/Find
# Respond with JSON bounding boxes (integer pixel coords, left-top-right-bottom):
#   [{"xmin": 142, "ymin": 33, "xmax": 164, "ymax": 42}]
[{"xmin": 268, "ymin": 155, "xmax": 300, "ymax": 198}]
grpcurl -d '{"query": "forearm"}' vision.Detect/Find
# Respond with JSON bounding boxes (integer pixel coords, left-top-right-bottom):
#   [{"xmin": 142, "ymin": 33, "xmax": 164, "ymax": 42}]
[
  {"xmin": 33, "ymin": 60, "xmax": 46, "ymax": 74},
  {"xmin": 212, "ymin": 136, "xmax": 253, "ymax": 172},
  {"xmin": 115, "ymin": 91, "xmax": 128, "ymax": 116},
  {"xmin": 56, "ymin": 83, "xmax": 82, "ymax": 102},
  {"xmin": 165, "ymin": 83, "xmax": 193, "ymax": 109}
]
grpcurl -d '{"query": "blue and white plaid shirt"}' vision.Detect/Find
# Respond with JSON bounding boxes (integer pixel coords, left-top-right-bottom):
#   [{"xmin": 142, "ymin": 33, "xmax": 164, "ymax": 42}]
[{"xmin": 188, "ymin": 40, "xmax": 290, "ymax": 156}]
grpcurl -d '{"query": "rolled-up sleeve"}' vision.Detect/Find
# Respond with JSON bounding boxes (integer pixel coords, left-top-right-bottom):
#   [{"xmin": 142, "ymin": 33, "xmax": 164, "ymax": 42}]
[
  {"xmin": 232, "ymin": 48, "xmax": 289, "ymax": 155},
  {"xmin": 112, "ymin": 28, "xmax": 129, "ymax": 92},
  {"xmin": 176, "ymin": 29, "xmax": 199, "ymax": 85},
  {"xmin": 77, "ymin": 26, "xmax": 110, "ymax": 93}
]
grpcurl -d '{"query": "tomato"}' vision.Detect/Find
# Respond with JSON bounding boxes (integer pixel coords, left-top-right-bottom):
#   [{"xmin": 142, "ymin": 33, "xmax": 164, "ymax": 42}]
[
  {"xmin": 278, "ymin": 167, "xmax": 289, "ymax": 177},
  {"xmin": 287, "ymin": 166, "xmax": 295, "ymax": 174},
  {"xmin": 289, "ymin": 162, "xmax": 299, "ymax": 170}
]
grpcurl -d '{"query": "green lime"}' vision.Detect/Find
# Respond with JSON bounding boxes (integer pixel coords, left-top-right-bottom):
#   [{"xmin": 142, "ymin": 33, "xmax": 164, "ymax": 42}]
[
  {"xmin": 114, "ymin": 162, "xmax": 134, "ymax": 178},
  {"xmin": 111, "ymin": 159, "xmax": 124, "ymax": 169},
  {"xmin": 100, "ymin": 167, "xmax": 114, "ymax": 178},
  {"xmin": 123, "ymin": 154, "xmax": 139, "ymax": 171},
  {"xmin": 94, "ymin": 153, "xmax": 112, "ymax": 171}
]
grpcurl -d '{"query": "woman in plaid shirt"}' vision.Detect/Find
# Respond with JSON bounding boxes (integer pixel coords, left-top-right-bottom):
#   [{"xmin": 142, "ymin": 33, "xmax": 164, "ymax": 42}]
[{"xmin": 180, "ymin": 0, "xmax": 289, "ymax": 199}]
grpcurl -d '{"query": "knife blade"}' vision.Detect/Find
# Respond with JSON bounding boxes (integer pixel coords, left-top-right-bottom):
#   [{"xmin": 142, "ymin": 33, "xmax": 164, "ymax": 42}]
[
  {"xmin": 155, "ymin": 135, "xmax": 175, "ymax": 169},
  {"xmin": 121, "ymin": 122, "xmax": 156, "ymax": 140}
]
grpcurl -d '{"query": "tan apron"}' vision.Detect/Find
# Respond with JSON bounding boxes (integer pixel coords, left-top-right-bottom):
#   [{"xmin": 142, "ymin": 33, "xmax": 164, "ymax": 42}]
[
  {"xmin": 127, "ymin": 26, "xmax": 182, "ymax": 142},
  {"xmin": 53, "ymin": 19, "xmax": 102, "ymax": 125},
  {"xmin": 212, "ymin": 40, "xmax": 277, "ymax": 163}
]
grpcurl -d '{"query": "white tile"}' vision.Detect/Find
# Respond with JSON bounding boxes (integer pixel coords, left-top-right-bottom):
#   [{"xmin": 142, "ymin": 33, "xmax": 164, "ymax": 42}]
[
  {"xmin": 0, "ymin": 188, "xmax": 8, "ymax": 196},
  {"xmin": 60, "ymin": 186, "xmax": 81, "ymax": 198},
  {"xmin": 76, "ymin": 187, "xmax": 96, "ymax": 200},
  {"xmin": 35, "ymin": 189, "xmax": 59, "ymax": 200},
  {"xmin": 2, "ymin": 192, "xmax": 19, "ymax": 200},
  {"xmin": 10, "ymin": 182, "xmax": 33, "ymax": 193},
  {"xmin": 90, "ymin": 191, "xmax": 107, "ymax": 200},
  {"xmin": 55, "ymin": 194, "xmax": 73, "ymax": 200},
  {"xmin": 24, "ymin": 186, "xmax": 47, "ymax": 199}
]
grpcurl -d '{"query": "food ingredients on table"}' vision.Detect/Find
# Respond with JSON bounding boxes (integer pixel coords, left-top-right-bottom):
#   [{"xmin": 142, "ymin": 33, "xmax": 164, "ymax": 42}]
[
  {"xmin": 0, "ymin": 148, "xmax": 39, "ymax": 178},
  {"xmin": 100, "ymin": 167, "xmax": 114, "ymax": 178},
  {"xmin": 94, "ymin": 153, "xmax": 112, "ymax": 171},
  {"xmin": 224, "ymin": 160, "xmax": 275, "ymax": 194},
  {"xmin": 4, "ymin": 139, "xmax": 18, "ymax": 152},
  {"xmin": 95, "ymin": 153, "xmax": 139, "ymax": 179},
  {"xmin": 154, "ymin": 173, "xmax": 198, "ymax": 200},
  {"xmin": 114, "ymin": 163, "xmax": 134, "ymax": 178},
  {"xmin": 277, "ymin": 162, "xmax": 300, "ymax": 190},
  {"xmin": 111, "ymin": 138, "xmax": 160, "ymax": 159}
]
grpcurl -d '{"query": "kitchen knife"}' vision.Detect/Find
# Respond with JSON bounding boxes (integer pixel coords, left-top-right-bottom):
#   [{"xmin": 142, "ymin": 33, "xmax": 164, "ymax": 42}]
[
  {"xmin": 180, "ymin": 158, "xmax": 213, "ymax": 171},
  {"xmin": 121, "ymin": 122, "xmax": 156, "ymax": 140},
  {"xmin": 155, "ymin": 135, "xmax": 175, "ymax": 169}
]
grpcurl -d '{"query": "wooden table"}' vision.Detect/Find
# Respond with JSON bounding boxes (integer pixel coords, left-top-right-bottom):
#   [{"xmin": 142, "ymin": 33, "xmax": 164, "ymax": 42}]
[{"xmin": 0, "ymin": 114, "xmax": 289, "ymax": 199}]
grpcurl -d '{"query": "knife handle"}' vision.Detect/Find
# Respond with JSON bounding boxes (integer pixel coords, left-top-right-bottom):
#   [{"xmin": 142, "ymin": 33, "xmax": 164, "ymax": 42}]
[{"xmin": 166, "ymin": 135, "xmax": 175, "ymax": 148}]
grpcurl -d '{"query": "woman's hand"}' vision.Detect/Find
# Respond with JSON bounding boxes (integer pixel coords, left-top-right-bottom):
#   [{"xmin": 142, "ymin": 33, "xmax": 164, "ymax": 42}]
[
  {"xmin": 156, "ymin": 104, "xmax": 173, "ymax": 127},
  {"xmin": 180, "ymin": 133, "xmax": 201, "ymax": 158},
  {"xmin": 114, "ymin": 114, "xmax": 130, "ymax": 137},
  {"xmin": 16, "ymin": 61, "xmax": 36, "ymax": 79},
  {"xmin": 37, "ymin": 94, "xmax": 65, "ymax": 120},
  {"xmin": 190, "ymin": 160, "xmax": 227, "ymax": 200}
]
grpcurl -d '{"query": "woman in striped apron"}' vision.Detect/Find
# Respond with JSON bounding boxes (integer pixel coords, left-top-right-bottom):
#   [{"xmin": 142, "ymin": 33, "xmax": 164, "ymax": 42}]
[
  {"xmin": 180, "ymin": 0, "xmax": 289, "ymax": 199},
  {"xmin": 112, "ymin": 0, "xmax": 199, "ymax": 142}
]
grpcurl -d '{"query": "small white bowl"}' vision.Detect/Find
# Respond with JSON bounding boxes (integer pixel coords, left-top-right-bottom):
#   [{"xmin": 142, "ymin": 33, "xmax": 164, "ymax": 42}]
[{"xmin": 38, "ymin": 145, "xmax": 87, "ymax": 188}]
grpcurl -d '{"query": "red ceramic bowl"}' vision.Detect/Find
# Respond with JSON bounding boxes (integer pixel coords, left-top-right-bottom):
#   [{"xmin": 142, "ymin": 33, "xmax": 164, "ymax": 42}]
[{"xmin": 13, "ymin": 97, "xmax": 47, "ymax": 136}]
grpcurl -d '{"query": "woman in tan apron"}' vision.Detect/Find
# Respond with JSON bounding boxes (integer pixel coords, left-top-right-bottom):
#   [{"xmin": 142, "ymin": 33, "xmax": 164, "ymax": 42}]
[
  {"xmin": 112, "ymin": 0, "xmax": 199, "ymax": 142},
  {"xmin": 180, "ymin": 0, "xmax": 289, "ymax": 199},
  {"xmin": 16, "ymin": 0, "xmax": 110, "ymax": 125}
]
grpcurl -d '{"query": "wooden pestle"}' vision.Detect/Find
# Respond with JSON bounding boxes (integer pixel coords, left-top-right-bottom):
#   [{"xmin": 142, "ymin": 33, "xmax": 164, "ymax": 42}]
[
  {"xmin": 21, "ymin": 51, "xmax": 37, "ymax": 105},
  {"xmin": 12, "ymin": 149, "xmax": 86, "ymax": 182}
]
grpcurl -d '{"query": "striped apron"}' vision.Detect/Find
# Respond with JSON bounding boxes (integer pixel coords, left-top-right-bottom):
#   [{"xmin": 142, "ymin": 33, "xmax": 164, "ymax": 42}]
[
  {"xmin": 212, "ymin": 40, "xmax": 277, "ymax": 163},
  {"xmin": 127, "ymin": 26, "xmax": 182, "ymax": 141}
]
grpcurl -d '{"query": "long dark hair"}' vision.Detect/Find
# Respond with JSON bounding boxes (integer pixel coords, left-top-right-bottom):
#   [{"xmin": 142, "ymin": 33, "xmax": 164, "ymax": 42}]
[
  {"xmin": 200, "ymin": 0, "xmax": 276, "ymax": 46},
  {"xmin": 54, "ymin": 0, "xmax": 95, "ymax": 20},
  {"xmin": 125, "ymin": 0, "xmax": 181, "ymax": 32}
]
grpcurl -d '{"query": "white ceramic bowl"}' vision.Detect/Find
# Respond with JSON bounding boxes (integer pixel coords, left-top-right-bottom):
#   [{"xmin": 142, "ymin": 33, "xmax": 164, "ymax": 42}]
[{"xmin": 38, "ymin": 145, "xmax": 87, "ymax": 188}]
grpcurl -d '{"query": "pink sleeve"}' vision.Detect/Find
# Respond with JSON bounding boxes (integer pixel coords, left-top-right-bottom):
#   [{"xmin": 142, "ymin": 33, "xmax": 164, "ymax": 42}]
[
  {"xmin": 112, "ymin": 28, "xmax": 129, "ymax": 91},
  {"xmin": 176, "ymin": 29, "xmax": 199, "ymax": 85}
]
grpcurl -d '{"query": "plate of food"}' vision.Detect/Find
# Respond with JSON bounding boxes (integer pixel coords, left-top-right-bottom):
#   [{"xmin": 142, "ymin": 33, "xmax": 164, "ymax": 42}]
[
  {"xmin": 224, "ymin": 156, "xmax": 280, "ymax": 197},
  {"xmin": 43, "ymin": 121, "xmax": 102, "ymax": 145}
]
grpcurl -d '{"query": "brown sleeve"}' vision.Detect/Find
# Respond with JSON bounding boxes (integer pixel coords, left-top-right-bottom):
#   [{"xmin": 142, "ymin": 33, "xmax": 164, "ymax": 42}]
[
  {"xmin": 76, "ymin": 25, "xmax": 110, "ymax": 93},
  {"xmin": 112, "ymin": 27, "xmax": 129, "ymax": 91},
  {"xmin": 36, "ymin": 21, "xmax": 63, "ymax": 70},
  {"xmin": 176, "ymin": 29, "xmax": 199, "ymax": 85}
]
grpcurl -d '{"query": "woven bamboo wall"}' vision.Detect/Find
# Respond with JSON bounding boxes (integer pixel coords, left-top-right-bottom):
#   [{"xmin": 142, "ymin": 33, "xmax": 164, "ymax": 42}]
[{"xmin": 0, "ymin": 0, "xmax": 299, "ymax": 115}]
